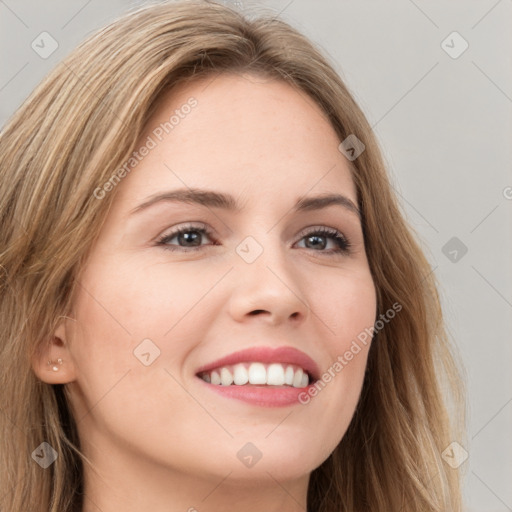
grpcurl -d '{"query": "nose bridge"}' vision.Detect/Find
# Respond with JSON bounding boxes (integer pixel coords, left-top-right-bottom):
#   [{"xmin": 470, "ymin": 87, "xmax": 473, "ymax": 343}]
[
  {"xmin": 235, "ymin": 230, "xmax": 289, "ymax": 282},
  {"xmin": 228, "ymin": 231, "xmax": 309, "ymax": 322}
]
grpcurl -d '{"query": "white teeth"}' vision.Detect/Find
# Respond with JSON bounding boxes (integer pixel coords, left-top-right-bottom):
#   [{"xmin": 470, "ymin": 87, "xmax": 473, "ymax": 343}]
[
  {"xmin": 284, "ymin": 365, "xmax": 294, "ymax": 385},
  {"xmin": 248, "ymin": 362, "xmax": 267, "ymax": 385},
  {"xmin": 199, "ymin": 362, "xmax": 311, "ymax": 388},
  {"xmin": 233, "ymin": 364, "xmax": 249, "ymax": 385},
  {"xmin": 210, "ymin": 370, "xmax": 221, "ymax": 385},
  {"xmin": 267, "ymin": 363, "xmax": 285, "ymax": 386},
  {"xmin": 292, "ymin": 368, "xmax": 304, "ymax": 388},
  {"xmin": 220, "ymin": 367, "xmax": 233, "ymax": 386}
]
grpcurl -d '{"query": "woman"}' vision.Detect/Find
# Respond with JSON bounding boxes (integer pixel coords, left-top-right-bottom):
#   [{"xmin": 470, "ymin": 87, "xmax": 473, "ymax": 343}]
[{"xmin": 0, "ymin": 1, "xmax": 467, "ymax": 511}]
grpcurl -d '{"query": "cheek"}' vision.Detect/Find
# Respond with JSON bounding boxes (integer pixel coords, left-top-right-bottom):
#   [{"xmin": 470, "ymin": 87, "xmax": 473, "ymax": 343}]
[
  {"xmin": 298, "ymin": 268, "xmax": 375, "ymax": 426},
  {"xmin": 68, "ymin": 257, "xmax": 221, "ymax": 407},
  {"xmin": 74, "ymin": 258, "xmax": 203, "ymax": 341},
  {"xmin": 309, "ymin": 266, "xmax": 377, "ymax": 344},
  {"xmin": 67, "ymin": 263, "xmax": 200, "ymax": 445}
]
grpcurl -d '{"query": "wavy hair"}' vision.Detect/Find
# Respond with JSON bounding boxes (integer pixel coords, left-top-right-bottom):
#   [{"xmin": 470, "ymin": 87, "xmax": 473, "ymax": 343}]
[{"xmin": 0, "ymin": 1, "xmax": 467, "ymax": 510}]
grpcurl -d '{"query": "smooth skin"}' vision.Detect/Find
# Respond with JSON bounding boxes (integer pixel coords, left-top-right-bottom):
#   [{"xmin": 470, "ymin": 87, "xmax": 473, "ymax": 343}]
[{"xmin": 32, "ymin": 72, "xmax": 377, "ymax": 512}]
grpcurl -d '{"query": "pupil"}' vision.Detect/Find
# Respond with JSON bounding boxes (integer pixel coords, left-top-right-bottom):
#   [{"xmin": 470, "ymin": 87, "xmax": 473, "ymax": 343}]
[
  {"xmin": 307, "ymin": 235, "xmax": 326, "ymax": 250},
  {"xmin": 180, "ymin": 231, "xmax": 201, "ymax": 246}
]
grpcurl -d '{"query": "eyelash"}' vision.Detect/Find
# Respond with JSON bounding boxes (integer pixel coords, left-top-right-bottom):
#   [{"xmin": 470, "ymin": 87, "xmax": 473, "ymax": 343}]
[{"xmin": 155, "ymin": 222, "xmax": 352, "ymax": 256}]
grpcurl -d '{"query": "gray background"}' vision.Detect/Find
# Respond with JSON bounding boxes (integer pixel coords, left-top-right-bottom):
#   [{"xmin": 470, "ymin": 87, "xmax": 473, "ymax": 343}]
[{"xmin": 1, "ymin": 1, "xmax": 511, "ymax": 510}]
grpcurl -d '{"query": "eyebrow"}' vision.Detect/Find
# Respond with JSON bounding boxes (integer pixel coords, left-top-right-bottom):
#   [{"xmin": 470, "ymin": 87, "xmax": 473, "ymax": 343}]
[{"xmin": 129, "ymin": 188, "xmax": 361, "ymax": 220}]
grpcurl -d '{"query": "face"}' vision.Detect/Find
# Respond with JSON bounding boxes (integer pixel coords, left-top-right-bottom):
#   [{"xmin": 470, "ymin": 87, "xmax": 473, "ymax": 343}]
[{"xmin": 54, "ymin": 73, "xmax": 376, "ymax": 486}]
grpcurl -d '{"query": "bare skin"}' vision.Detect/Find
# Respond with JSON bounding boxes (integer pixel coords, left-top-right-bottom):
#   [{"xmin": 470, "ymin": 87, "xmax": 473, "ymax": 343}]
[{"xmin": 32, "ymin": 72, "xmax": 377, "ymax": 512}]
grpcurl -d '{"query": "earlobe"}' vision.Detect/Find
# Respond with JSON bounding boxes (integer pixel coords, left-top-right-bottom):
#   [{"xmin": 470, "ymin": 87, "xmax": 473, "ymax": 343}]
[
  {"xmin": 47, "ymin": 357, "xmax": 64, "ymax": 372},
  {"xmin": 31, "ymin": 318, "xmax": 77, "ymax": 384}
]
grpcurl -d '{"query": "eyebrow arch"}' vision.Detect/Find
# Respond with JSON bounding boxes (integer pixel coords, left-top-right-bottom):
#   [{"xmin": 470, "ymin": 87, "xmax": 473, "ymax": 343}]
[{"xmin": 129, "ymin": 188, "xmax": 361, "ymax": 220}]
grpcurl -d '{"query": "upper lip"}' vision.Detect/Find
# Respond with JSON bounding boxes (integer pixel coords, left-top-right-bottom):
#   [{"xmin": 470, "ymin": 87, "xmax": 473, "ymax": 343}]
[{"xmin": 195, "ymin": 346, "xmax": 320, "ymax": 381}]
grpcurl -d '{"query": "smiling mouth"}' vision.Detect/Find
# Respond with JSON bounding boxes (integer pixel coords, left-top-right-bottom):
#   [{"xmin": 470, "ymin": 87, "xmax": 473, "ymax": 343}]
[{"xmin": 196, "ymin": 361, "xmax": 312, "ymax": 388}]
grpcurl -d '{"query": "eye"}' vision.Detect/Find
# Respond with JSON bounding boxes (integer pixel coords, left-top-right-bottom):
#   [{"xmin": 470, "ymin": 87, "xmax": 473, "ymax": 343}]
[
  {"xmin": 155, "ymin": 223, "xmax": 215, "ymax": 251},
  {"xmin": 294, "ymin": 226, "xmax": 351, "ymax": 255},
  {"xmin": 155, "ymin": 223, "xmax": 351, "ymax": 255}
]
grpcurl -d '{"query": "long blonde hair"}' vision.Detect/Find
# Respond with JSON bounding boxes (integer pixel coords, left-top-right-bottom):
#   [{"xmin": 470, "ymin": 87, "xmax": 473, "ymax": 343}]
[{"xmin": 0, "ymin": 1, "xmax": 467, "ymax": 510}]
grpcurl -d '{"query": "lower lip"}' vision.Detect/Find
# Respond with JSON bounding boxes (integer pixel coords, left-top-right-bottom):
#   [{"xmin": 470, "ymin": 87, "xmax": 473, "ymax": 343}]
[{"xmin": 196, "ymin": 377, "xmax": 314, "ymax": 407}]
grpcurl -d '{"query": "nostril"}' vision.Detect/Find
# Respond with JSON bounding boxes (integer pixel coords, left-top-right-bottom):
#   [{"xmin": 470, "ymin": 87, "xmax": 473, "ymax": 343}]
[{"xmin": 249, "ymin": 310, "xmax": 266, "ymax": 315}]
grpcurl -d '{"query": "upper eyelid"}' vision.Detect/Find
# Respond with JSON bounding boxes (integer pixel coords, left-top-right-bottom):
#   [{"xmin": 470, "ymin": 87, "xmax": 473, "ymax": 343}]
[{"xmin": 158, "ymin": 223, "xmax": 345, "ymax": 235}]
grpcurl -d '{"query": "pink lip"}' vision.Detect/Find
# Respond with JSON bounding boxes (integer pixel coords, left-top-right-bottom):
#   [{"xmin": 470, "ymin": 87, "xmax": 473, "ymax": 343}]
[
  {"xmin": 197, "ymin": 379, "xmax": 316, "ymax": 407},
  {"xmin": 195, "ymin": 346, "xmax": 320, "ymax": 381},
  {"xmin": 195, "ymin": 346, "xmax": 320, "ymax": 408}
]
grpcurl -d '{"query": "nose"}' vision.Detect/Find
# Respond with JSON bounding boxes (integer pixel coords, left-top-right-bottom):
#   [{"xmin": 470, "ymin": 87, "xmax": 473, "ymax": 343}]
[{"xmin": 227, "ymin": 239, "xmax": 310, "ymax": 326}]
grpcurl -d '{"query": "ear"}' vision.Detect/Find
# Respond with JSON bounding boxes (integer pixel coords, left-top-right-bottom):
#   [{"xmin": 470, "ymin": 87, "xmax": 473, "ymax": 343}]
[{"xmin": 31, "ymin": 316, "xmax": 77, "ymax": 384}]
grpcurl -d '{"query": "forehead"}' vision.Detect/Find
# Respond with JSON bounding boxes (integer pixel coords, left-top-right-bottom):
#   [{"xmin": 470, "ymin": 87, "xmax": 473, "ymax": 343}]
[{"xmin": 113, "ymin": 72, "xmax": 357, "ymax": 212}]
